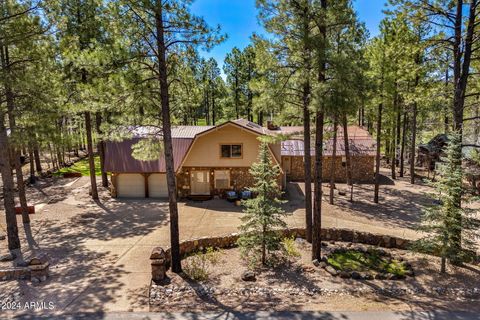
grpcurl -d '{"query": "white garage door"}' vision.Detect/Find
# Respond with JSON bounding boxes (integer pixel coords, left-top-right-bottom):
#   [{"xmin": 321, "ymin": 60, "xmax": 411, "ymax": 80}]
[
  {"xmin": 117, "ymin": 174, "xmax": 145, "ymax": 198},
  {"xmin": 148, "ymin": 173, "xmax": 168, "ymax": 198}
]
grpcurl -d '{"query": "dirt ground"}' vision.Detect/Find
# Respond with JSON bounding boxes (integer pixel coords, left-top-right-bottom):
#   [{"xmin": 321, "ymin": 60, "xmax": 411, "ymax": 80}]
[
  {"xmin": 151, "ymin": 241, "xmax": 480, "ymax": 313},
  {"xmin": 0, "ymin": 167, "xmax": 479, "ymax": 315}
]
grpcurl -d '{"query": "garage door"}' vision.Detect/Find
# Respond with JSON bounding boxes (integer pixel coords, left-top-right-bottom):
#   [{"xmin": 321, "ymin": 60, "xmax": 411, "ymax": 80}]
[
  {"xmin": 148, "ymin": 173, "xmax": 168, "ymax": 198},
  {"xmin": 117, "ymin": 174, "xmax": 145, "ymax": 198}
]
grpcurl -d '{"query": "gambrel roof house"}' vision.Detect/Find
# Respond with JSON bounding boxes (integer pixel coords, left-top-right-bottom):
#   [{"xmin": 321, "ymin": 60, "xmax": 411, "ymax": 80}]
[{"xmin": 104, "ymin": 119, "xmax": 375, "ymax": 198}]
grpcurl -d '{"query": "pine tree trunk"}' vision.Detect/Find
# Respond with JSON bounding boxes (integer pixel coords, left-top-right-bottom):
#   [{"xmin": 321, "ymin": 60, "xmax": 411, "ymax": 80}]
[
  {"xmin": 29, "ymin": 145, "xmax": 35, "ymax": 183},
  {"xmin": 258, "ymin": 111, "xmax": 263, "ymax": 125},
  {"xmin": 391, "ymin": 125, "xmax": 397, "ymax": 179},
  {"xmin": 84, "ymin": 111, "xmax": 98, "ymax": 199},
  {"xmin": 312, "ymin": 0, "xmax": 327, "ymax": 261},
  {"xmin": 262, "ymin": 224, "xmax": 266, "ymax": 265},
  {"xmin": 33, "ymin": 143, "xmax": 42, "ymax": 173},
  {"xmin": 301, "ymin": 7, "xmax": 313, "ymax": 243},
  {"xmin": 400, "ymin": 112, "xmax": 407, "ymax": 178},
  {"xmin": 95, "ymin": 113, "xmax": 109, "ymax": 188},
  {"xmin": 342, "ymin": 114, "xmax": 353, "ymax": 202},
  {"xmin": 3, "ymin": 44, "xmax": 30, "ymax": 224},
  {"xmin": 313, "ymin": 111, "xmax": 324, "ymax": 260},
  {"xmin": 212, "ymin": 89, "xmax": 216, "ymax": 125},
  {"xmin": 303, "ymin": 84, "xmax": 313, "ymax": 243},
  {"xmin": 14, "ymin": 150, "xmax": 29, "ymax": 224},
  {"xmin": 374, "ymin": 102, "xmax": 383, "ymax": 204},
  {"xmin": 156, "ymin": 1, "xmax": 182, "ymax": 273},
  {"xmin": 410, "ymin": 102, "xmax": 417, "ymax": 185},
  {"xmin": 329, "ymin": 116, "xmax": 338, "ymax": 205},
  {"xmin": 0, "ymin": 111, "xmax": 20, "ymax": 250}
]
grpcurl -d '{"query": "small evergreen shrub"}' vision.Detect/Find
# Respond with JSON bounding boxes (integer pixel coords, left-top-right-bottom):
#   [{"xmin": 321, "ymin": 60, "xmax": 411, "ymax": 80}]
[{"xmin": 183, "ymin": 247, "xmax": 222, "ymax": 281}]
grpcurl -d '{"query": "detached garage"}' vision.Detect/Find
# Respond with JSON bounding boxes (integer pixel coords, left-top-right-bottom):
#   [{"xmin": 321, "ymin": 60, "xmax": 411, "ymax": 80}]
[{"xmin": 116, "ymin": 174, "xmax": 145, "ymax": 198}]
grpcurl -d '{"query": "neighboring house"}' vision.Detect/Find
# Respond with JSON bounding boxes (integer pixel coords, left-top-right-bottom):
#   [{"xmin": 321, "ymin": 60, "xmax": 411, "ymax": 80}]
[{"xmin": 104, "ymin": 119, "xmax": 375, "ymax": 198}]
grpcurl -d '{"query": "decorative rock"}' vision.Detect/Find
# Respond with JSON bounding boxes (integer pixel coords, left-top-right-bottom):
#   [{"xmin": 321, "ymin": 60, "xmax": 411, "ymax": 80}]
[
  {"xmin": 31, "ymin": 277, "xmax": 40, "ymax": 284},
  {"xmin": 312, "ymin": 259, "xmax": 320, "ymax": 267},
  {"xmin": 351, "ymin": 271, "xmax": 362, "ymax": 280},
  {"xmin": 295, "ymin": 238, "xmax": 305, "ymax": 244},
  {"xmin": 16, "ymin": 261, "xmax": 29, "ymax": 268},
  {"xmin": 375, "ymin": 273, "xmax": 387, "ymax": 280},
  {"xmin": 321, "ymin": 242, "xmax": 328, "ymax": 247},
  {"xmin": 29, "ymin": 253, "xmax": 47, "ymax": 265},
  {"xmin": 241, "ymin": 271, "xmax": 256, "ymax": 282},
  {"xmin": 0, "ymin": 253, "xmax": 15, "ymax": 262},
  {"xmin": 339, "ymin": 271, "xmax": 350, "ymax": 279},
  {"xmin": 363, "ymin": 273, "xmax": 374, "ymax": 280},
  {"xmin": 325, "ymin": 266, "xmax": 338, "ymax": 276},
  {"xmin": 405, "ymin": 269, "xmax": 415, "ymax": 277},
  {"xmin": 318, "ymin": 261, "xmax": 328, "ymax": 269}
]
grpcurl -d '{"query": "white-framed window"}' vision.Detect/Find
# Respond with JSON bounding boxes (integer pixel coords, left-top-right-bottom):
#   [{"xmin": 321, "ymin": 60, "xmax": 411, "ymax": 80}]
[{"xmin": 214, "ymin": 170, "xmax": 230, "ymax": 189}]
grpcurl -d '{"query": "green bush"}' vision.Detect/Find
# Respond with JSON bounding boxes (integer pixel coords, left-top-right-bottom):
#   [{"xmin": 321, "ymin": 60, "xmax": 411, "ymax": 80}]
[
  {"xmin": 282, "ymin": 237, "xmax": 301, "ymax": 259},
  {"xmin": 183, "ymin": 247, "xmax": 222, "ymax": 281}
]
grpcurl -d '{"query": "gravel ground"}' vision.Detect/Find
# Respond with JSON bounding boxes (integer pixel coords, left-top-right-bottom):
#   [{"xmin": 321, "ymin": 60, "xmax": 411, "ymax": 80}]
[{"xmin": 150, "ymin": 242, "xmax": 480, "ymax": 312}]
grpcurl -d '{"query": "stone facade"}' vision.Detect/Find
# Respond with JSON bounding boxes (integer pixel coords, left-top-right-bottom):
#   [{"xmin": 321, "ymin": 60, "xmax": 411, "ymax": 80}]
[
  {"xmin": 287, "ymin": 155, "xmax": 374, "ymax": 183},
  {"xmin": 176, "ymin": 167, "xmax": 256, "ymax": 198}
]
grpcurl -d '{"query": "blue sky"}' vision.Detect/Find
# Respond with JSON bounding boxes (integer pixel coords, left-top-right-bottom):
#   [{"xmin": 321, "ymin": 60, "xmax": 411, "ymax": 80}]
[{"xmin": 190, "ymin": 0, "xmax": 388, "ymax": 73}]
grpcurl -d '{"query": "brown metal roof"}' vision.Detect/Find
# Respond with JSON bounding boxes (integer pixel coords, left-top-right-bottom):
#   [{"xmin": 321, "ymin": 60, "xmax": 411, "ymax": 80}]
[
  {"xmin": 104, "ymin": 138, "xmax": 193, "ymax": 173},
  {"xmin": 281, "ymin": 126, "xmax": 375, "ymax": 157}
]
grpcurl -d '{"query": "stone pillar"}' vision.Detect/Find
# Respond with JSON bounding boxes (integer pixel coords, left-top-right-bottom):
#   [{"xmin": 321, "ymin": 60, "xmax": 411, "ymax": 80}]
[
  {"xmin": 150, "ymin": 247, "xmax": 168, "ymax": 282},
  {"xmin": 29, "ymin": 253, "xmax": 49, "ymax": 283}
]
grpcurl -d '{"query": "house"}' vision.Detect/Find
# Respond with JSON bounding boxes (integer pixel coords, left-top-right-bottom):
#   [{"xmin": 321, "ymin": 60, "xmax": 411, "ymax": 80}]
[
  {"xmin": 280, "ymin": 125, "xmax": 376, "ymax": 183},
  {"xmin": 104, "ymin": 119, "xmax": 375, "ymax": 198}
]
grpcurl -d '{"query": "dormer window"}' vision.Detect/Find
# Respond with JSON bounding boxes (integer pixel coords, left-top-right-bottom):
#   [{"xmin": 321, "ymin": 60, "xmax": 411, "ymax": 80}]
[{"xmin": 221, "ymin": 144, "xmax": 243, "ymax": 158}]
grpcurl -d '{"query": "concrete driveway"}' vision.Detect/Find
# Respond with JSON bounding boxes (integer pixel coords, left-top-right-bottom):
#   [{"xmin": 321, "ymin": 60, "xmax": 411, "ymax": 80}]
[
  {"xmin": 0, "ymin": 172, "xmax": 426, "ymax": 316},
  {"xmin": 1, "ymin": 177, "xmax": 305, "ymax": 316}
]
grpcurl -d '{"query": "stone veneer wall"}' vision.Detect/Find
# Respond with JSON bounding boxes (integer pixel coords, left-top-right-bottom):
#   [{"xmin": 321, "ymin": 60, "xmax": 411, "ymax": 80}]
[
  {"xmin": 288, "ymin": 155, "xmax": 374, "ymax": 183},
  {"xmin": 176, "ymin": 167, "xmax": 256, "ymax": 198},
  {"xmin": 153, "ymin": 227, "xmax": 413, "ymax": 270}
]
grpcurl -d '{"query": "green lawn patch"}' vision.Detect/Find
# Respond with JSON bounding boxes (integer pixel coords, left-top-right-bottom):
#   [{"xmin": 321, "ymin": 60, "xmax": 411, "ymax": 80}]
[
  {"xmin": 54, "ymin": 156, "xmax": 103, "ymax": 177},
  {"xmin": 327, "ymin": 249, "xmax": 408, "ymax": 276}
]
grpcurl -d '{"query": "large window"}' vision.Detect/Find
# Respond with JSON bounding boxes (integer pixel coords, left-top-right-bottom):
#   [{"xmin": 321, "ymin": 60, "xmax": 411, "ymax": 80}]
[
  {"xmin": 220, "ymin": 144, "xmax": 242, "ymax": 158},
  {"xmin": 214, "ymin": 170, "xmax": 230, "ymax": 189}
]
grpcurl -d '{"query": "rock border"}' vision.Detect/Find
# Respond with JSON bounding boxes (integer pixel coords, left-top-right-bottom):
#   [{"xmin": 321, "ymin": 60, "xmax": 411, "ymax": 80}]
[{"xmin": 151, "ymin": 227, "xmax": 413, "ymax": 277}]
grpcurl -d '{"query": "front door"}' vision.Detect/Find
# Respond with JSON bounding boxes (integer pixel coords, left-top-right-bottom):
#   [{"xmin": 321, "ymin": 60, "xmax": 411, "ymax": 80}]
[{"xmin": 190, "ymin": 170, "xmax": 210, "ymax": 195}]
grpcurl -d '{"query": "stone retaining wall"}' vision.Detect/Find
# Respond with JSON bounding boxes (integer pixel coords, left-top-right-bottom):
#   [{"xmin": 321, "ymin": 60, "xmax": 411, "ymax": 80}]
[
  {"xmin": 152, "ymin": 227, "xmax": 412, "ymax": 273},
  {"xmin": 0, "ymin": 254, "xmax": 49, "ymax": 283}
]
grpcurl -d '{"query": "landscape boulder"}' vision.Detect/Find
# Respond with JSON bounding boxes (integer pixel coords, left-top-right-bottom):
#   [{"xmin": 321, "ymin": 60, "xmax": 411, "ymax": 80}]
[
  {"xmin": 325, "ymin": 266, "xmax": 338, "ymax": 276},
  {"xmin": 0, "ymin": 252, "xmax": 16, "ymax": 262},
  {"xmin": 29, "ymin": 253, "xmax": 48, "ymax": 265},
  {"xmin": 241, "ymin": 271, "xmax": 256, "ymax": 282}
]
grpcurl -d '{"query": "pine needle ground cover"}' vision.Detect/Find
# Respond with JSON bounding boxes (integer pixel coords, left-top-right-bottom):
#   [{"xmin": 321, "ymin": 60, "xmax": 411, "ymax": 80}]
[{"xmin": 54, "ymin": 156, "xmax": 103, "ymax": 176}]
